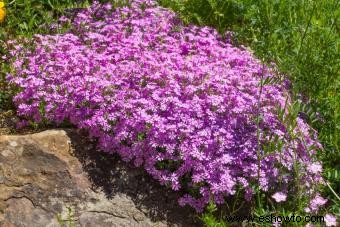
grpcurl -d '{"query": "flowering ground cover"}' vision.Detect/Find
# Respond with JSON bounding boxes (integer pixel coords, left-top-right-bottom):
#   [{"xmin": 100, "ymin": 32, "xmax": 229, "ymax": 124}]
[
  {"xmin": 158, "ymin": 2, "xmax": 340, "ymax": 224},
  {"xmin": 3, "ymin": 0, "xmax": 337, "ymax": 225}
]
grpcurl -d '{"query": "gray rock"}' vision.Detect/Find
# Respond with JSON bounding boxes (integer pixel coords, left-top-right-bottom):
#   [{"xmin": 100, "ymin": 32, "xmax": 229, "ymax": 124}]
[{"xmin": 0, "ymin": 130, "xmax": 198, "ymax": 227}]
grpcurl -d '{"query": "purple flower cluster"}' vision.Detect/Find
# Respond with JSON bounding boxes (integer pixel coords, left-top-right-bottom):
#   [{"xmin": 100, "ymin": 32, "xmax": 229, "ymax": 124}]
[{"xmin": 7, "ymin": 0, "xmax": 324, "ymax": 212}]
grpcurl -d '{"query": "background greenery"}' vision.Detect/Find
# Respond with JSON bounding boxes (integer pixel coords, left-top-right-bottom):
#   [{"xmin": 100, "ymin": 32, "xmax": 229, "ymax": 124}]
[{"xmin": 1, "ymin": 0, "xmax": 339, "ymax": 226}]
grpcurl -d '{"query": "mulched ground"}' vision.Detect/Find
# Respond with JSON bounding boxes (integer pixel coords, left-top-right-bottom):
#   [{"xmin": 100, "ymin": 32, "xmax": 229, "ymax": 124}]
[{"xmin": 0, "ymin": 109, "xmax": 18, "ymax": 135}]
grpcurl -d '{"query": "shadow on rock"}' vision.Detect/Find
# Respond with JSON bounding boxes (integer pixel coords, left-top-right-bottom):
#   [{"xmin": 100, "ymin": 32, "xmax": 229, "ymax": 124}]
[{"xmin": 66, "ymin": 129, "xmax": 199, "ymax": 227}]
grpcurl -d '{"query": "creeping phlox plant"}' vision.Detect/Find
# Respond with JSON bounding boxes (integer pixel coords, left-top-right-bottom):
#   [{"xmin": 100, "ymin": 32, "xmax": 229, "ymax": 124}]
[{"xmin": 7, "ymin": 0, "xmax": 326, "ymax": 212}]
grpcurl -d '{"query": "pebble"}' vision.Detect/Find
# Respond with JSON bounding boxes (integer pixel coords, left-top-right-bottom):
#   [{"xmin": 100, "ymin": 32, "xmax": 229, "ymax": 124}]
[{"xmin": 9, "ymin": 141, "xmax": 18, "ymax": 147}]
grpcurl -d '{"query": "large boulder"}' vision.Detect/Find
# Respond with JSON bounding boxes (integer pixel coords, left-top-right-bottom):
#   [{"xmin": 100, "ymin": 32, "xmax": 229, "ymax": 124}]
[{"xmin": 0, "ymin": 130, "xmax": 197, "ymax": 227}]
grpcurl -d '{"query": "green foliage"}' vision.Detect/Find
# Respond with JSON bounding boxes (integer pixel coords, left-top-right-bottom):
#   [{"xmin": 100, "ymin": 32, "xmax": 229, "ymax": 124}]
[
  {"xmin": 56, "ymin": 206, "xmax": 76, "ymax": 227},
  {"xmin": 0, "ymin": 61, "xmax": 12, "ymax": 111},
  {"xmin": 200, "ymin": 201, "xmax": 228, "ymax": 227},
  {"xmin": 0, "ymin": 0, "xmax": 89, "ymax": 39}
]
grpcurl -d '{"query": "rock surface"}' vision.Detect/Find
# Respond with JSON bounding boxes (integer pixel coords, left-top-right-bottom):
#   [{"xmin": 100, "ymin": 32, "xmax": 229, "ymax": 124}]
[{"xmin": 0, "ymin": 130, "xmax": 198, "ymax": 227}]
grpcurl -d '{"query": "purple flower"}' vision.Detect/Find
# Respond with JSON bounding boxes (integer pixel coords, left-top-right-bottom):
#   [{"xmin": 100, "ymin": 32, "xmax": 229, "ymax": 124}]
[
  {"xmin": 325, "ymin": 214, "xmax": 337, "ymax": 227},
  {"xmin": 271, "ymin": 192, "xmax": 287, "ymax": 203},
  {"xmin": 305, "ymin": 224, "xmax": 314, "ymax": 227},
  {"xmin": 307, "ymin": 163, "xmax": 322, "ymax": 174},
  {"xmin": 305, "ymin": 193, "xmax": 328, "ymax": 213}
]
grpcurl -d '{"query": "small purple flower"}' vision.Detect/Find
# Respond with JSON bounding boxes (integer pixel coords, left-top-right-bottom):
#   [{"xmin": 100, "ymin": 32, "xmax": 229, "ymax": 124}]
[
  {"xmin": 305, "ymin": 193, "xmax": 327, "ymax": 213},
  {"xmin": 324, "ymin": 214, "xmax": 337, "ymax": 227},
  {"xmin": 180, "ymin": 44, "xmax": 189, "ymax": 55},
  {"xmin": 271, "ymin": 192, "xmax": 287, "ymax": 202},
  {"xmin": 244, "ymin": 188, "xmax": 254, "ymax": 201},
  {"xmin": 307, "ymin": 163, "xmax": 322, "ymax": 174},
  {"xmin": 16, "ymin": 120, "xmax": 29, "ymax": 129}
]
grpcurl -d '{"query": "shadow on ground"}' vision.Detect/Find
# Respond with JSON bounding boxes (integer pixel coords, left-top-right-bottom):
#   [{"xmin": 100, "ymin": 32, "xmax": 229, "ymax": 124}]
[{"xmin": 66, "ymin": 129, "xmax": 200, "ymax": 226}]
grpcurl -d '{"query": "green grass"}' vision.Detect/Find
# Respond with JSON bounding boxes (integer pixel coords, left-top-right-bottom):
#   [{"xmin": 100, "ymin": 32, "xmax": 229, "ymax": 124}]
[
  {"xmin": 56, "ymin": 206, "xmax": 76, "ymax": 227},
  {"xmin": 158, "ymin": 0, "xmax": 340, "ymax": 225}
]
